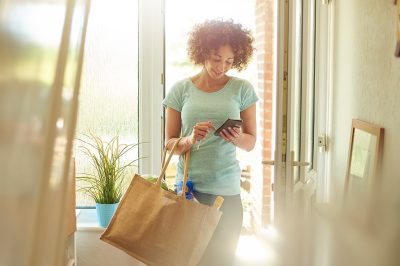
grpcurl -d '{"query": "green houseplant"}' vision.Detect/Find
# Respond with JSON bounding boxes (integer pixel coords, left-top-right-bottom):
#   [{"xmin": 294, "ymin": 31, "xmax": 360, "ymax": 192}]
[{"xmin": 76, "ymin": 132, "xmax": 140, "ymax": 227}]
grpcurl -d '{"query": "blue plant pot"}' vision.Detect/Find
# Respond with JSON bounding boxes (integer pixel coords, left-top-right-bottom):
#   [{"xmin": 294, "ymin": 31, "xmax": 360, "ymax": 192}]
[{"xmin": 96, "ymin": 202, "xmax": 119, "ymax": 228}]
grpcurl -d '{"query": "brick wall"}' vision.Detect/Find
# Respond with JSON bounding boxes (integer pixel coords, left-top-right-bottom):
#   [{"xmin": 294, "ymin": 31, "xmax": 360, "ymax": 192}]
[{"xmin": 251, "ymin": 0, "xmax": 275, "ymax": 229}]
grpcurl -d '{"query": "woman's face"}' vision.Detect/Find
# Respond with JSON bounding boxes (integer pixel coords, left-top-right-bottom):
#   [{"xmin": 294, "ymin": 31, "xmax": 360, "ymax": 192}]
[{"xmin": 204, "ymin": 45, "xmax": 235, "ymax": 80}]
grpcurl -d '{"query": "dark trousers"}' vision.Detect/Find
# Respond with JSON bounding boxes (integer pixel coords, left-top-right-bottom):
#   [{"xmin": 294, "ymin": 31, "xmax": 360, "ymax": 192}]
[{"xmin": 193, "ymin": 191, "xmax": 243, "ymax": 266}]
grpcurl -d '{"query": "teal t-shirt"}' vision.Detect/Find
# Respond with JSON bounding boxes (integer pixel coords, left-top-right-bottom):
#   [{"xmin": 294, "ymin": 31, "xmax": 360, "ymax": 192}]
[{"xmin": 162, "ymin": 76, "xmax": 259, "ymax": 196}]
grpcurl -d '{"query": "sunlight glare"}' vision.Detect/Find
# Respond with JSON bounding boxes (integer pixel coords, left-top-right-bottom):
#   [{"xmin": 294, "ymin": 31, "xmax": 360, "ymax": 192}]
[{"xmin": 235, "ymin": 234, "xmax": 276, "ymax": 263}]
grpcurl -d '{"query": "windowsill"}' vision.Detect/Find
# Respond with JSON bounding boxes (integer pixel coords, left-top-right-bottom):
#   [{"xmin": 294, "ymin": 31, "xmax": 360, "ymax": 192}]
[{"xmin": 76, "ymin": 209, "xmax": 105, "ymax": 232}]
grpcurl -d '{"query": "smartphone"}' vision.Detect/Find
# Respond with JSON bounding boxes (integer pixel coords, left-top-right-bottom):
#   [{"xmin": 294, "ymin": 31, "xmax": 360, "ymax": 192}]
[{"xmin": 214, "ymin": 118, "xmax": 243, "ymax": 136}]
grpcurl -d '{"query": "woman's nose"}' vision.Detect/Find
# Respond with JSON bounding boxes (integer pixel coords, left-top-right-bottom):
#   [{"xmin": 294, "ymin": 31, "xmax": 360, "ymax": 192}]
[{"xmin": 216, "ymin": 62, "xmax": 224, "ymax": 72}]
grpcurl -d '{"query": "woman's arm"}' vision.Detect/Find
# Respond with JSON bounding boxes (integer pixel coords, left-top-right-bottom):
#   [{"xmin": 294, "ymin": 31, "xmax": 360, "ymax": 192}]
[
  {"xmin": 165, "ymin": 107, "xmax": 192, "ymax": 155},
  {"xmin": 219, "ymin": 103, "xmax": 257, "ymax": 152},
  {"xmin": 164, "ymin": 107, "xmax": 214, "ymax": 155}
]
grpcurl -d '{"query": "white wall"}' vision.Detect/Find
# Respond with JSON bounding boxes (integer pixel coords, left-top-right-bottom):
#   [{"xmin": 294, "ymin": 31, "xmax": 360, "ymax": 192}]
[
  {"xmin": 76, "ymin": 209, "xmax": 145, "ymax": 266},
  {"xmin": 329, "ymin": 0, "xmax": 400, "ymax": 198},
  {"xmin": 327, "ymin": 2, "xmax": 400, "ymax": 263}
]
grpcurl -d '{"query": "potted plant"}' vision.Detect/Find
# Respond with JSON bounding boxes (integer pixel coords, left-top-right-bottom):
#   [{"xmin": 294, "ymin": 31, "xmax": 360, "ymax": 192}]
[{"xmin": 76, "ymin": 132, "xmax": 140, "ymax": 227}]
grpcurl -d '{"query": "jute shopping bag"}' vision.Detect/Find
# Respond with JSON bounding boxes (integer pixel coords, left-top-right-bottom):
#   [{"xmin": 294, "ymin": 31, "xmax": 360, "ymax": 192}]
[{"xmin": 100, "ymin": 138, "xmax": 222, "ymax": 266}]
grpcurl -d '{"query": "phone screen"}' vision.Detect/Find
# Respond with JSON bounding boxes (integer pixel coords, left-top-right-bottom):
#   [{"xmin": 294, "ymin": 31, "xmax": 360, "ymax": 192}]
[{"xmin": 214, "ymin": 119, "xmax": 242, "ymax": 136}]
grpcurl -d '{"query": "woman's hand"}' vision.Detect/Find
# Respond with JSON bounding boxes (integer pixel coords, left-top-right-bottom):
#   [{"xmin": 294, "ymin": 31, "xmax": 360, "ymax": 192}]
[
  {"xmin": 188, "ymin": 121, "xmax": 215, "ymax": 144},
  {"xmin": 219, "ymin": 126, "xmax": 242, "ymax": 144}
]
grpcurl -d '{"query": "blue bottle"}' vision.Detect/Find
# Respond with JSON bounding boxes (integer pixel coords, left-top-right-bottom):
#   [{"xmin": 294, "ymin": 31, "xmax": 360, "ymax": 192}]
[{"xmin": 176, "ymin": 180, "xmax": 195, "ymax": 200}]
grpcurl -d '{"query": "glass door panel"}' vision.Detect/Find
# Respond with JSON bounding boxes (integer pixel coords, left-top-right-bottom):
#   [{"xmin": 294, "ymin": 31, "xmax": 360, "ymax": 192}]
[{"xmin": 75, "ymin": 0, "xmax": 139, "ymax": 207}]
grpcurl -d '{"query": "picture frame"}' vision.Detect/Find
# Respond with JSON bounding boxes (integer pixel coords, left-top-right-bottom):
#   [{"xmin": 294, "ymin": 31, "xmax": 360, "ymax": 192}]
[{"xmin": 343, "ymin": 119, "xmax": 384, "ymax": 227}]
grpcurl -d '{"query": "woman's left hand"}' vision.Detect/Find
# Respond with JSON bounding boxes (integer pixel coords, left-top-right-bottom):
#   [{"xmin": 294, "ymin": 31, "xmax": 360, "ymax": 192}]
[{"xmin": 220, "ymin": 126, "xmax": 242, "ymax": 143}]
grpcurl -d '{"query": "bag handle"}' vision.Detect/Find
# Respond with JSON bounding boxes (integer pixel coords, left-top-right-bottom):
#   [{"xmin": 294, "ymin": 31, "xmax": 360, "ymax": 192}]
[
  {"xmin": 181, "ymin": 151, "xmax": 223, "ymax": 206},
  {"xmin": 181, "ymin": 151, "xmax": 190, "ymax": 197},
  {"xmin": 159, "ymin": 139, "xmax": 222, "ymax": 206},
  {"xmin": 157, "ymin": 138, "xmax": 182, "ymax": 186},
  {"xmin": 160, "ymin": 138, "xmax": 190, "ymax": 198},
  {"xmin": 161, "ymin": 138, "xmax": 177, "ymax": 169}
]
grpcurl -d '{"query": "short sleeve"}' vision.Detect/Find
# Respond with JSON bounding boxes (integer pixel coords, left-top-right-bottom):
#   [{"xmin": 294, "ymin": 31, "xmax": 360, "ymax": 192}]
[
  {"xmin": 162, "ymin": 82, "xmax": 183, "ymax": 112},
  {"xmin": 240, "ymin": 80, "xmax": 259, "ymax": 111}
]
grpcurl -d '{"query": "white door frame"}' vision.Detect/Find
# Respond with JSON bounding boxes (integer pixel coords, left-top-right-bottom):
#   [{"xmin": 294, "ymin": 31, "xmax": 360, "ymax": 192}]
[
  {"xmin": 138, "ymin": 0, "xmax": 165, "ymax": 176},
  {"xmin": 273, "ymin": 0, "xmax": 289, "ymax": 225},
  {"xmin": 314, "ymin": 0, "xmax": 334, "ymax": 203},
  {"xmin": 273, "ymin": 0, "xmax": 333, "ymax": 224}
]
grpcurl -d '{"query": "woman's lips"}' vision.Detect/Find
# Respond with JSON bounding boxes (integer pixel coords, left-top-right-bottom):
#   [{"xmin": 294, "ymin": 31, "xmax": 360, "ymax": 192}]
[{"xmin": 213, "ymin": 70, "xmax": 223, "ymax": 76}]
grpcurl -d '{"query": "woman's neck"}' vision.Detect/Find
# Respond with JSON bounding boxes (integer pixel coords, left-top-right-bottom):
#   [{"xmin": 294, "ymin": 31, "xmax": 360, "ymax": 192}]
[{"xmin": 192, "ymin": 69, "xmax": 229, "ymax": 92}]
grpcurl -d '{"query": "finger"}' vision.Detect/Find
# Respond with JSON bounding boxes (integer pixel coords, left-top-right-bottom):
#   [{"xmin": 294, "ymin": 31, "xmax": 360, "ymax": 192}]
[
  {"xmin": 226, "ymin": 127, "xmax": 239, "ymax": 136},
  {"xmin": 219, "ymin": 133, "xmax": 228, "ymax": 142},
  {"xmin": 222, "ymin": 128, "xmax": 235, "ymax": 139},
  {"xmin": 219, "ymin": 130, "xmax": 232, "ymax": 142},
  {"xmin": 193, "ymin": 129, "xmax": 209, "ymax": 139},
  {"xmin": 207, "ymin": 121, "xmax": 215, "ymax": 130},
  {"xmin": 231, "ymin": 126, "xmax": 241, "ymax": 134},
  {"xmin": 196, "ymin": 121, "xmax": 215, "ymax": 130},
  {"xmin": 194, "ymin": 125, "xmax": 215, "ymax": 137},
  {"xmin": 194, "ymin": 126, "xmax": 210, "ymax": 135},
  {"xmin": 196, "ymin": 125, "xmax": 212, "ymax": 132}
]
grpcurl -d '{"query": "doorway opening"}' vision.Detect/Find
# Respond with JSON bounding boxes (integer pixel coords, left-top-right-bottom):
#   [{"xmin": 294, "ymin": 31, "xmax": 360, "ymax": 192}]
[{"xmin": 164, "ymin": 0, "xmax": 277, "ymax": 236}]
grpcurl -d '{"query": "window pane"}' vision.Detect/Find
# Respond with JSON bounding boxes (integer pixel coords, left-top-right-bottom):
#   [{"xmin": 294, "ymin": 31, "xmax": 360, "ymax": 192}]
[
  {"xmin": 292, "ymin": 0, "xmax": 303, "ymax": 184},
  {"xmin": 75, "ymin": 0, "xmax": 139, "ymax": 207},
  {"xmin": 306, "ymin": 0, "xmax": 316, "ymax": 172}
]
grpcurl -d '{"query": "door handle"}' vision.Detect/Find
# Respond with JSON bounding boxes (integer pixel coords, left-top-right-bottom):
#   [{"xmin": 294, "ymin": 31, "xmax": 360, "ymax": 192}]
[
  {"xmin": 262, "ymin": 151, "xmax": 310, "ymax": 167},
  {"xmin": 262, "ymin": 160, "xmax": 275, "ymax": 165},
  {"xmin": 292, "ymin": 161, "xmax": 310, "ymax": 167},
  {"xmin": 290, "ymin": 151, "xmax": 312, "ymax": 185},
  {"xmin": 262, "ymin": 160, "xmax": 309, "ymax": 166},
  {"xmin": 290, "ymin": 151, "xmax": 310, "ymax": 167}
]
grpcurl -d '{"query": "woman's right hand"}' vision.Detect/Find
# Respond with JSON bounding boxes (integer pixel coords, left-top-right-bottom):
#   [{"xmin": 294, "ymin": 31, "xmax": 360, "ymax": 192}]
[{"xmin": 188, "ymin": 121, "xmax": 215, "ymax": 144}]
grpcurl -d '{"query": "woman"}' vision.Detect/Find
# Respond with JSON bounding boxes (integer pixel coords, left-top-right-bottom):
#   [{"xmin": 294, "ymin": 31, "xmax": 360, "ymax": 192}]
[{"xmin": 162, "ymin": 19, "xmax": 258, "ymax": 265}]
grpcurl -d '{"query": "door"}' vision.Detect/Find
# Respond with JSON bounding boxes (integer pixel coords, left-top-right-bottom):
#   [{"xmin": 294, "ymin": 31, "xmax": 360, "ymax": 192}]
[
  {"xmin": 0, "ymin": 0, "xmax": 90, "ymax": 265},
  {"xmin": 265, "ymin": 0, "xmax": 318, "ymax": 226}
]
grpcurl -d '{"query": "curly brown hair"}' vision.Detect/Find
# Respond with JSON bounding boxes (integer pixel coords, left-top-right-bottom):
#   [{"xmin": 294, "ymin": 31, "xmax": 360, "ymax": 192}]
[{"xmin": 187, "ymin": 19, "xmax": 255, "ymax": 72}]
